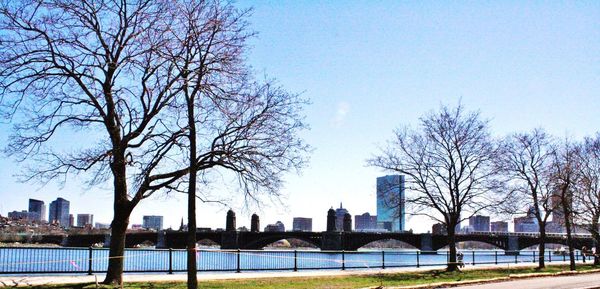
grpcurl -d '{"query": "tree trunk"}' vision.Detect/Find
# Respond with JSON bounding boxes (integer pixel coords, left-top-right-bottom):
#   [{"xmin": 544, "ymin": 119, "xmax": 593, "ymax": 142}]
[
  {"xmin": 186, "ymin": 95, "xmax": 198, "ymax": 289},
  {"xmin": 562, "ymin": 197, "xmax": 576, "ymax": 271},
  {"xmin": 103, "ymin": 210, "xmax": 130, "ymax": 284},
  {"xmin": 187, "ymin": 168, "xmax": 197, "ymax": 289},
  {"xmin": 103, "ymin": 162, "xmax": 131, "ymax": 284},
  {"xmin": 447, "ymin": 224, "xmax": 458, "ymax": 271},
  {"xmin": 538, "ymin": 223, "xmax": 546, "ymax": 269},
  {"xmin": 595, "ymin": 237, "xmax": 600, "ymax": 266},
  {"xmin": 591, "ymin": 229, "xmax": 600, "ymax": 266}
]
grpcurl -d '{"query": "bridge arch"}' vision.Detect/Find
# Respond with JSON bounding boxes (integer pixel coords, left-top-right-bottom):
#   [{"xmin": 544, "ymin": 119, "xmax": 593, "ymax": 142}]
[
  {"xmin": 438, "ymin": 241, "xmax": 504, "ymax": 250},
  {"xmin": 125, "ymin": 232, "xmax": 158, "ymax": 248},
  {"xmin": 344, "ymin": 233, "xmax": 422, "ymax": 251},
  {"xmin": 517, "ymin": 237, "xmax": 594, "ymax": 251},
  {"xmin": 431, "ymin": 234, "xmax": 509, "ymax": 251},
  {"xmin": 242, "ymin": 234, "xmax": 321, "ymax": 249},
  {"xmin": 354, "ymin": 238, "xmax": 419, "ymax": 250}
]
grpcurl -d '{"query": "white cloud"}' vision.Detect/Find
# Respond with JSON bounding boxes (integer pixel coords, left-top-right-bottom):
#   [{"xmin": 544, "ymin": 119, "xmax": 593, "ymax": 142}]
[{"xmin": 332, "ymin": 101, "xmax": 350, "ymax": 127}]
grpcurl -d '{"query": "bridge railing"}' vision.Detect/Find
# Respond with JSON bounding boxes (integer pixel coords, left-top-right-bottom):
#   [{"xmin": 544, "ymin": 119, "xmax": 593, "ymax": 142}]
[
  {"xmin": 456, "ymin": 231, "xmax": 593, "ymax": 238},
  {"xmin": 0, "ymin": 247, "xmax": 587, "ymax": 275}
]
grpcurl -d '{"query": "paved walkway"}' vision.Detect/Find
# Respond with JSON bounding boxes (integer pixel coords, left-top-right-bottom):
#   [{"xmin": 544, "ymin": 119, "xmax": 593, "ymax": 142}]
[
  {"xmin": 441, "ymin": 272, "xmax": 600, "ymax": 289},
  {"xmin": 0, "ymin": 261, "xmax": 583, "ymax": 287}
]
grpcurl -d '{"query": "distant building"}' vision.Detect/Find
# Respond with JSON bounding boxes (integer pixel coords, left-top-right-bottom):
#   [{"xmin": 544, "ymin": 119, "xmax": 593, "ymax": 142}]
[
  {"xmin": 354, "ymin": 212, "xmax": 378, "ymax": 231},
  {"xmin": 469, "ymin": 215, "xmax": 490, "ymax": 232},
  {"xmin": 264, "ymin": 221, "xmax": 285, "ymax": 232},
  {"xmin": 376, "ymin": 175, "xmax": 405, "ymax": 232},
  {"xmin": 7, "ymin": 210, "xmax": 34, "ymax": 221},
  {"xmin": 514, "ymin": 216, "xmax": 539, "ymax": 233},
  {"xmin": 131, "ymin": 224, "xmax": 143, "ymax": 230},
  {"xmin": 335, "ymin": 203, "xmax": 349, "ymax": 231},
  {"xmin": 490, "ymin": 221, "xmax": 508, "ymax": 232},
  {"xmin": 49, "ymin": 198, "xmax": 70, "ymax": 227},
  {"xmin": 142, "ymin": 215, "xmax": 163, "ymax": 230},
  {"xmin": 95, "ymin": 222, "xmax": 110, "ymax": 229},
  {"xmin": 77, "ymin": 214, "xmax": 94, "ymax": 227},
  {"xmin": 28, "ymin": 199, "xmax": 46, "ymax": 222},
  {"xmin": 69, "ymin": 214, "xmax": 74, "ymax": 227},
  {"xmin": 432, "ymin": 223, "xmax": 447, "ymax": 235},
  {"xmin": 546, "ymin": 221, "xmax": 564, "ymax": 233},
  {"xmin": 513, "ymin": 206, "xmax": 539, "ymax": 233},
  {"xmin": 292, "ymin": 217, "xmax": 312, "ymax": 232}
]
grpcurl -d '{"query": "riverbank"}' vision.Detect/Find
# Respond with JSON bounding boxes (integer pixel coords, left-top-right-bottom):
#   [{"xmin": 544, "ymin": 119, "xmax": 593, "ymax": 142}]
[{"xmin": 0, "ymin": 261, "xmax": 595, "ymax": 288}]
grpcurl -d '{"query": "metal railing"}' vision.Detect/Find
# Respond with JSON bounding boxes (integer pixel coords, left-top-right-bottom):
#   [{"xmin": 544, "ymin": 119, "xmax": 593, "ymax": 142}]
[{"xmin": 0, "ymin": 247, "xmax": 586, "ymax": 275}]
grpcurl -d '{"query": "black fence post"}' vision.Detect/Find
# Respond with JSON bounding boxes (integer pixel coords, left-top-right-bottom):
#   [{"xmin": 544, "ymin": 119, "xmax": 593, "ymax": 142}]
[
  {"xmin": 382, "ymin": 251, "xmax": 385, "ymax": 269},
  {"xmin": 88, "ymin": 247, "xmax": 93, "ymax": 275},
  {"xmin": 416, "ymin": 251, "xmax": 420, "ymax": 268},
  {"xmin": 168, "ymin": 248, "xmax": 173, "ymax": 274},
  {"xmin": 495, "ymin": 251, "xmax": 498, "ymax": 265},
  {"xmin": 472, "ymin": 251, "xmax": 475, "ymax": 266},
  {"xmin": 236, "ymin": 249, "xmax": 241, "ymax": 273},
  {"xmin": 563, "ymin": 252, "xmax": 566, "ymax": 262},
  {"xmin": 342, "ymin": 251, "xmax": 345, "ymax": 270},
  {"xmin": 533, "ymin": 251, "xmax": 536, "ymax": 263},
  {"xmin": 294, "ymin": 250, "xmax": 298, "ymax": 272},
  {"xmin": 549, "ymin": 250, "xmax": 552, "ymax": 263},
  {"xmin": 515, "ymin": 252, "xmax": 518, "ymax": 264}
]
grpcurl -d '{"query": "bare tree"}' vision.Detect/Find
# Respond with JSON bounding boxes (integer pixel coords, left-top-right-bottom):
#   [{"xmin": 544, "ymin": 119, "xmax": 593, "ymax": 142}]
[
  {"xmin": 573, "ymin": 134, "xmax": 600, "ymax": 265},
  {"xmin": 549, "ymin": 139, "xmax": 580, "ymax": 271},
  {"xmin": 0, "ymin": 0, "xmax": 193, "ymax": 284},
  {"xmin": 368, "ymin": 105, "xmax": 501, "ymax": 271},
  {"xmin": 496, "ymin": 129, "xmax": 557, "ymax": 269},
  {"xmin": 162, "ymin": 2, "xmax": 309, "ymax": 288}
]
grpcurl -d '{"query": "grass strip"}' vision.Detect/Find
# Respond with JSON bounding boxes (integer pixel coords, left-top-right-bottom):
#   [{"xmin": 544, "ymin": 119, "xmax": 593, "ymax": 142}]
[{"xmin": 22, "ymin": 264, "xmax": 600, "ymax": 289}]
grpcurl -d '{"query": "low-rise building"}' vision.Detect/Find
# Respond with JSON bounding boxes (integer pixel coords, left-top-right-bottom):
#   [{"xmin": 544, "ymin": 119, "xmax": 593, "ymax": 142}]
[
  {"xmin": 490, "ymin": 221, "xmax": 508, "ymax": 232},
  {"xmin": 354, "ymin": 213, "xmax": 377, "ymax": 231},
  {"xmin": 264, "ymin": 221, "xmax": 285, "ymax": 232},
  {"xmin": 292, "ymin": 217, "xmax": 312, "ymax": 232}
]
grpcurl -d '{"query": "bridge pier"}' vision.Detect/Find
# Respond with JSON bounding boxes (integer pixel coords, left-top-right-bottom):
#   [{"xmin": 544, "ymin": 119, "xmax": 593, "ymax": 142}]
[
  {"xmin": 221, "ymin": 231, "xmax": 240, "ymax": 249},
  {"xmin": 507, "ymin": 236, "xmax": 519, "ymax": 254},
  {"xmin": 156, "ymin": 231, "xmax": 167, "ymax": 249},
  {"xmin": 321, "ymin": 232, "xmax": 343, "ymax": 250},
  {"xmin": 420, "ymin": 233, "xmax": 432, "ymax": 251},
  {"xmin": 104, "ymin": 234, "xmax": 111, "ymax": 248}
]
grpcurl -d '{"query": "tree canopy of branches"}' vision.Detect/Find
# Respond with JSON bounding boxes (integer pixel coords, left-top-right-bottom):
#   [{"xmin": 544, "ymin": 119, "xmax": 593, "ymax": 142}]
[
  {"xmin": 496, "ymin": 129, "xmax": 557, "ymax": 268},
  {"xmin": 549, "ymin": 139, "xmax": 580, "ymax": 271},
  {"xmin": 574, "ymin": 135, "xmax": 600, "ymax": 265},
  {"xmin": 0, "ymin": 0, "xmax": 309, "ymax": 285},
  {"xmin": 368, "ymin": 105, "xmax": 501, "ymax": 271},
  {"xmin": 0, "ymin": 0, "xmax": 186, "ymax": 284},
  {"xmin": 162, "ymin": 2, "xmax": 309, "ymax": 287}
]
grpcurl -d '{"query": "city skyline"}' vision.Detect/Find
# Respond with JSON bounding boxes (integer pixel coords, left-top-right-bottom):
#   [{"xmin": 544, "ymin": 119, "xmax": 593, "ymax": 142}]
[
  {"xmin": 3, "ymin": 191, "xmax": 550, "ymax": 233},
  {"xmin": 0, "ymin": 2, "xmax": 599, "ymax": 232}
]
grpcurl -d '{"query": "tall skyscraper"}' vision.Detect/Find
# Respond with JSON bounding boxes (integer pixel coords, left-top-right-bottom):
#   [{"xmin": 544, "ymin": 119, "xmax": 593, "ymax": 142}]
[
  {"xmin": 354, "ymin": 212, "xmax": 378, "ymax": 231},
  {"xmin": 376, "ymin": 175, "xmax": 405, "ymax": 232},
  {"xmin": 142, "ymin": 215, "xmax": 163, "ymax": 230},
  {"xmin": 28, "ymin": 199, "xmax": 46, "ymax": 222},
  {"xmin": 335, "ymin": 203, "xmax": 349, "ymax": 231},
  {"xmin": 77, "ymin": 214, "xmax": 94, "ymax": 227},
  {"xmin": 49, "ymin": 197, "xmax": 70, "ymax": 227},
  {"xmin": 468, "ymin": 215, "xmax": 490, "ymax": 232},
  {"xmin": 292, "ymin": 217, "xmax": 312, "ymax": 232}
]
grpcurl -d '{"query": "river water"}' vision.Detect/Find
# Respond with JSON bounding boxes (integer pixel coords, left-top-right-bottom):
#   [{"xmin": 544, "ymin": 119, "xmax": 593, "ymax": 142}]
[{"xmin": 0, "ymin": 247, "xmax": 582, "ymax": 274}]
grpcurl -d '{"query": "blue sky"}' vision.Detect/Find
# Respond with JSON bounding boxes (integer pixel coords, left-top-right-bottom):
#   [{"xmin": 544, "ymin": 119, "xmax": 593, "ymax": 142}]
[{"xmin": 1, "ymin": 1, "xmax": 599, "ymax": 232}]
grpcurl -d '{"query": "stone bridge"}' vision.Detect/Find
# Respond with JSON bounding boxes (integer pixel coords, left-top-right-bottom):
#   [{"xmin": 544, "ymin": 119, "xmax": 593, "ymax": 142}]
[
  {"xmin": 49, "ymin": 209, "xmax": 596, "ymax": 251},
  {"xmin": 56, "ymin": 230, "xmax": 595, "ymax": 251}
]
